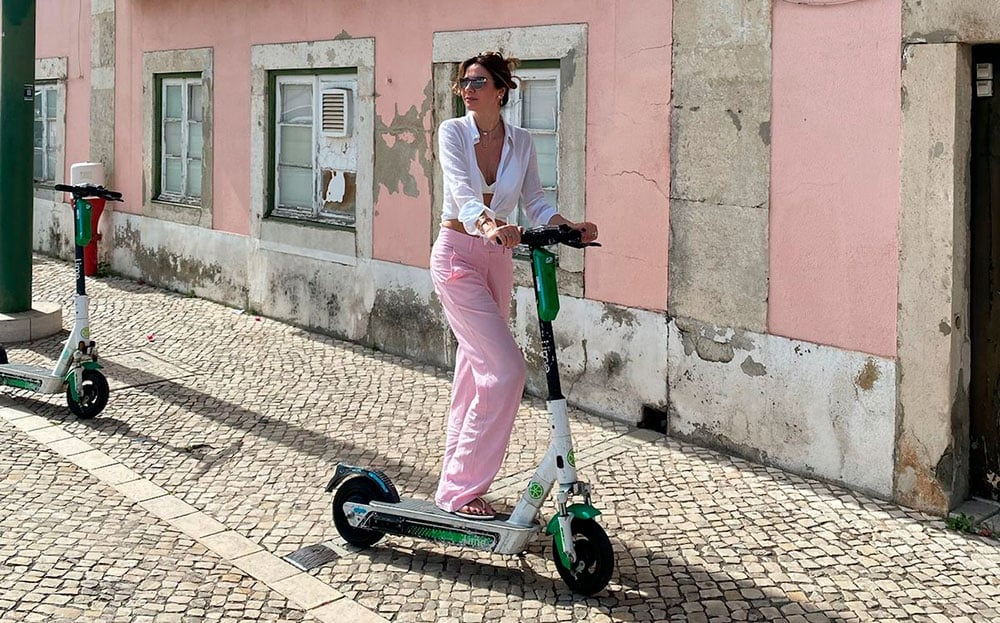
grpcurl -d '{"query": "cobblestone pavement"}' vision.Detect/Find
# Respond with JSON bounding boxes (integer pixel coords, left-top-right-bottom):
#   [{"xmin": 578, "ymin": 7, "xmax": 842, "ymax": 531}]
[{"xmin": 1, "ymin": 255, "xmax": 999, "ymax": 623}]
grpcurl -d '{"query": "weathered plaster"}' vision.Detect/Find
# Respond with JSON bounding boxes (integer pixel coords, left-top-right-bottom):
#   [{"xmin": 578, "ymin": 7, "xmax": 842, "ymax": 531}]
[
  {"xmin": 514, "ymin": 290, "xmax": 669, "ymax": 423},
  {"xmin": 668, "ymin": 318, "xmax": 896, "ymax": 498},
  {"xmin": 897, "ymin": 42, "xmax": 972, "ymax": 513},
  {"xmin": 904, "ymin": 1, "xmax": 1000, "ymax": 43},
  {"xmin": 109, "ymin": 212, "xmax": 248, "ymax": 305},
  {"xmin": 669, "ymin": 0, "xmax": 770, "ymax": 332},
  {"xmin": 368, "ymin": 264, "xmax": 451, "ymax": 369},
  {"xmin": 669, "ymin": 200, "xmax": 768, "ymax": 332},
  {"xmin": 32, "ymin": 200, "xmax": 73, "ymax": 259},
  {"xmin": 90, "ymin": 1, "xmax": 114, "ymax": 182}
]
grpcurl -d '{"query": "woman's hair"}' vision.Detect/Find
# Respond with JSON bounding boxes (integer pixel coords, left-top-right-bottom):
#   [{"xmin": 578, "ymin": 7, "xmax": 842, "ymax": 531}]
[{"xmin": 452, "ymin": 50, "xmax": 521, "ymax": 106}]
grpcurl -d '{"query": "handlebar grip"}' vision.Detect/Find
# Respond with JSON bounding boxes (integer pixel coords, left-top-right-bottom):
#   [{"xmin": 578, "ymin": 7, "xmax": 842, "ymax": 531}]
[{"xmin": 54, "ymin": 183, "xmax": 123, "ymax": 201}]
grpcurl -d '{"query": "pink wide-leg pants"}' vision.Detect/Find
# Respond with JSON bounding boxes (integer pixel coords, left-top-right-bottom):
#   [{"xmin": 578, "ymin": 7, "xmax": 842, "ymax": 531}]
[{"xmin": 430, "ymin": 228, "xmax": 527, "ymax": 512}]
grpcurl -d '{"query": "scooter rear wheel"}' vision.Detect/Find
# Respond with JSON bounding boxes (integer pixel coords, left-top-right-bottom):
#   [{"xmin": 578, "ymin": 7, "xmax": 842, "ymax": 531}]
[
  {"xmin": 333, "ymin": 476, "xmax": 392, "ymax": 548},
  {"xmin": 66, "ymin": 369, "xmax": 109, "ymax": 419},
  {"xmin": 552, "ymin": 518, "xmax": 614, "ymax": 596}
]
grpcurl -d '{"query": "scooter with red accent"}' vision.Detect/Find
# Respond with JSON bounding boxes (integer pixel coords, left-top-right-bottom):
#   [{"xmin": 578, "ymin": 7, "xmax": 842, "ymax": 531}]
[
  {"xmin": 326, "ymin": 225, "xmax": 614, "ymax": 596},
  {"xmin": 0, "ymin": 183, "xmax": 122, "ymax": 418}
]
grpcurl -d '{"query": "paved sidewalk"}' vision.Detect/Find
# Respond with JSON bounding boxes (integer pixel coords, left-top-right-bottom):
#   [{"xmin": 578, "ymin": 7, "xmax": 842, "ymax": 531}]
[{"xmin": 1, "ymin": 255, "xmax": 998, "ymax": 623}]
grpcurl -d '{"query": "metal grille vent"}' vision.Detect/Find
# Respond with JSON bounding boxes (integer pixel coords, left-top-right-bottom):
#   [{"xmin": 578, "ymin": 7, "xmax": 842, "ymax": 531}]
[
  {"xmin": 283, "ymin": 543, "xmax": 341, "ymax": 571},
  {"xmin": 321, "ymin": 88, "xmax": 351, "ymax": 138}
]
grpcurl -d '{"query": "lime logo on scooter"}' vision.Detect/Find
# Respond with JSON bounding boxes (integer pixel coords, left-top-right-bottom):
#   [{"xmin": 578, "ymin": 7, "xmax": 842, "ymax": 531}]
[
  {"xmin": 81, "ymin": 327, "xmax": 90, "ymax": 340},
  {"xmin": 529, "ymin": 481, "xmax": 544, "ymax": 500},
  {"xmin": 0, "ymin": 372, "xmax": 42, "ymax": 392},
  {"xmin": 406, "ymin": 525, "xmax": 495, "ymax": 550},
  {"xmin": 567, "ymin": 450, "xmax": 576, "ymax": 468}
]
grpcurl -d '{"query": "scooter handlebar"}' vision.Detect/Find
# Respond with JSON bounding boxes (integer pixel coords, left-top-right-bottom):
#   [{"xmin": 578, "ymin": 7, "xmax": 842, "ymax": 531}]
[
  {"xmin": 54, "ymin": 183, "xmax": 123, "ymax": 202},
  {"xmin": 519, "ymin": 224, "xmax": 601, "ymax": 250}
]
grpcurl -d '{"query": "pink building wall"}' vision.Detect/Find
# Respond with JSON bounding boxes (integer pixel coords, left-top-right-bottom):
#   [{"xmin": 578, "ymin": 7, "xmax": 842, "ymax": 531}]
[
  {"xmin": 769, "ymin": 0, "xmax": 902, "ymax": 358},
  {"xmin": 35, "ymin": 0, "xmax": 90, "ymax": 183},
  {"xmin": 108, "ymin": 0, "xmax": 671, "ymax": 312}
]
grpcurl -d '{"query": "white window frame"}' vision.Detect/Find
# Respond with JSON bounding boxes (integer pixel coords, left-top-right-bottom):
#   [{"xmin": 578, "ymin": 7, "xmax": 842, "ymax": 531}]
[
  {"xmin": 272, "ymin": 73, "xmax": 358, "ymax": 226},
  {"xmin": 504, "ymin": 67, "xmax": 560, "ymax": 228},
  {"xmin": 159, "ymin": 76, "xmax": 203, "ymax": 204},
  {"xmin": 33, "ymin": 82, "xmax": 60, "ymax": 185}
]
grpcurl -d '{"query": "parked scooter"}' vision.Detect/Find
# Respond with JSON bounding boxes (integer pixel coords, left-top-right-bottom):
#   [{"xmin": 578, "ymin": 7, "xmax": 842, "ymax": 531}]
[
  {"xmin": 0, "ymin": 183, "xmax": 122, "ymax": 418},
  {"xmin": 326, "ymin": 225, "xmax": 613, "ymax": 596}
]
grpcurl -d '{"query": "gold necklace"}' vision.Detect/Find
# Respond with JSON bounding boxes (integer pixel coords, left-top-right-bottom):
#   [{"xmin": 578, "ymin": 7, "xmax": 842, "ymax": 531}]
[{"xmin": 477, "ymin": 118, "xmax": 503, "ymax": 141}]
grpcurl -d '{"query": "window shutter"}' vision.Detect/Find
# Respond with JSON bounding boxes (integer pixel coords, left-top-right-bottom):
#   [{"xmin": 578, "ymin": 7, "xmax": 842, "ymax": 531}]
[{"xmin": 321, "ymin": 88, "xmax": 351, "ymax": 138}]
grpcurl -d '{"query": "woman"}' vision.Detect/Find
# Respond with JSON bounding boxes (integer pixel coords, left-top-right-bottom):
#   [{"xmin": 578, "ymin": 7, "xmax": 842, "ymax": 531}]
[{"xmin": 432, "ymin": 50, "xmax": 598, "ymax": 519}]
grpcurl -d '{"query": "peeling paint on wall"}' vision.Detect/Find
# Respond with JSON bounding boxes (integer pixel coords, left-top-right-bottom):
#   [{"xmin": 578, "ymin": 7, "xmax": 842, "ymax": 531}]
[
  {"xmin": 674, "ymin": 317, "xmax": 756, "ymax": 364},
  {"xmin": 855, "ymin": 358, "xmax": 881, "ymax": 391},
  {"xmin": 741, "ymin": 355, "xmax": 766, "ymax": 377},
  {"xmin": 895, "ymin": 432, "xmax": 949, "ymax": 511},
  {"xmin": 600, "ymin": 304, "xmax": 637, "ymax": 328},
  {"xmin": 374, "ymin": 81, "xmax": 433, "ymax": 201}
]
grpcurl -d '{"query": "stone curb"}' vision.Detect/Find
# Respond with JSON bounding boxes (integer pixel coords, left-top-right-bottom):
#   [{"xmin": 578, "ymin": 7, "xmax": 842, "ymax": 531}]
[{"xmin": 0, "ymin": 403, "xmax": 390, "ymax": 623}]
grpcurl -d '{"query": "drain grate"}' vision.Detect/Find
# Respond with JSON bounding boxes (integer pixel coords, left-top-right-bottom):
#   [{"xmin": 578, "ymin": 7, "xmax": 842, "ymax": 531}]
[{"xmin": 283, "ymin": 543, "xmax": 341, "ymax": 571}]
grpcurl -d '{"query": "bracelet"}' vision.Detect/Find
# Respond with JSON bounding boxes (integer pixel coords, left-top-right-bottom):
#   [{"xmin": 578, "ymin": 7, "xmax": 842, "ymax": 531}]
[{"xmin": 476, "ymin": 213, "xmax": 495, "ymax": 234}]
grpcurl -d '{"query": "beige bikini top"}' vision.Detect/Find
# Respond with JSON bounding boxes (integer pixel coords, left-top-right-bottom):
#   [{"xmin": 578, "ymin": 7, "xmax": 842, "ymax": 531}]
[{"xmin": 480, "ymin": 168, "xmax": 496, "ymax": 194}]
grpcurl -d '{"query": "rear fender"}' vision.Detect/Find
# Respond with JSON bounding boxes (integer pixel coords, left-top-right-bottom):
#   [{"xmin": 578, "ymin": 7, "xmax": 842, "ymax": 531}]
[{"xmin": 325, "ymin": 463, "xmax": 399, "ymax": 500}]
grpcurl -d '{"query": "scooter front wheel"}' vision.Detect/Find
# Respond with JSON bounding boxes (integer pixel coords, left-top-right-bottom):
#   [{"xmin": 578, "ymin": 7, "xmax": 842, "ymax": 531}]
[
  {"xmin": 66, "ymin": 369, "xmax": 109, "ymax": 419},
  {"xmin": 333, "ymin": 476, "xmax": 393, "ymax": 548},
  {"xmin": 552, "ymin": 518, "xmax": 614, "ymax": 596}
]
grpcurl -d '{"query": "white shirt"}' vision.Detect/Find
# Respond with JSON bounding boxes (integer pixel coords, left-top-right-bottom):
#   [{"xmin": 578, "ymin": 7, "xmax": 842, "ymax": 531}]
[{"xmin": 438, "ymin": 112, "xmax": 557, "ymax": 235}]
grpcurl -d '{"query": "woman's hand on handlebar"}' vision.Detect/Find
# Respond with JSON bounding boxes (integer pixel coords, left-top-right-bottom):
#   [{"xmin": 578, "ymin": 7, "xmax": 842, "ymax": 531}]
[
  {"xmin": 486, "ymin": 222, "xmax": 523, "ymax": 249},
  {"xmin": 548, "ymin": 215, "xmax": 599, "ymax": 244}
]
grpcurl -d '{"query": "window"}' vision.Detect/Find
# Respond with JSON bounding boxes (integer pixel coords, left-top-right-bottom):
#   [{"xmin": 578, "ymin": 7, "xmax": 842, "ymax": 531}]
[
  {"xmin": 251, "ymin": 37, "xmax": 375, "ymax": 263},
  {"xmin": 142, "ymin": 48, "xmax": 213, "ymax": 227},
  {"xmin": 503, "ymin": 65, "xmax": 560, "ymax": 227},
  {"xmin": 271, "ymin": 72, "xmax": 358, "ymax": 226},
  {"xmin": 33, "ymin": 83, "xmax": 59, "ymax": 184},
  {"xmin": 158, "ymin": 76, "xmax": 203, "ymax": 203}
]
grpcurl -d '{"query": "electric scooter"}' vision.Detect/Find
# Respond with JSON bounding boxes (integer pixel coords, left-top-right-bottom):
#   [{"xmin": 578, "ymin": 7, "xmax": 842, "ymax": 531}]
[
  {"xmin": 326, "ymin": 225, "xmax": 614, "ymax": 596},
  {"xmin": 0, "ymin": 183, "xmax": 123, "ymax": 419}
]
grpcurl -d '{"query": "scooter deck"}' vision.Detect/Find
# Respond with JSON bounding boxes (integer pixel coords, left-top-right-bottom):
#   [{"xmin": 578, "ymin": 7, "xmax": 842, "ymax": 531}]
[
  {"xmin": 0, "ymin": 363, "xmax": 63, "ymax": 393},
  {"xmin": 365, "ymin": 498, "xmax": 542, "ymax": 554}
]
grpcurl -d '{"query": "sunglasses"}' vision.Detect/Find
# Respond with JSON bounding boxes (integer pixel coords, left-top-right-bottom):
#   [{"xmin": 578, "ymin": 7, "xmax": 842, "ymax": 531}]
[{"xmin": 459, "ymin": 77, "xmax": 489, "ymax": 91}]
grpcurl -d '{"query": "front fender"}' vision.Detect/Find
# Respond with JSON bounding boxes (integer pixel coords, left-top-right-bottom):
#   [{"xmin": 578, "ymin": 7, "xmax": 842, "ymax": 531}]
[
  {"xmin": 545, "ymin": 503, "xmax": 601, "ymax": 535},
  {"xmin": 547, "ymin": 504, "xmax": 602, "ymax": 570}
]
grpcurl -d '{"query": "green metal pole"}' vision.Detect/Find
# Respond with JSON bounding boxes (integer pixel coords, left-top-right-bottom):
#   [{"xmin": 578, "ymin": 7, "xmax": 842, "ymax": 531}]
[{"xmin": 0, "ymin": 0, "xmax": 36, "ymax": 313}]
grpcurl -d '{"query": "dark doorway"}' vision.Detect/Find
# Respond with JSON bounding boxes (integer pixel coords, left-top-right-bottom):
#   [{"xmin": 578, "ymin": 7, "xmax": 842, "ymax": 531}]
[{"xmin": 969, "ymin": 45, "xmax": 1000, "ymax": 502}]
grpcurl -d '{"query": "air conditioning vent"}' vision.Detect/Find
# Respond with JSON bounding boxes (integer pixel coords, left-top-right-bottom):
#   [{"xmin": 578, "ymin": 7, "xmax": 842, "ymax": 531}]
[{"xmin": 321, "ymin": 88, "xmax": 351, "ymax": 138}]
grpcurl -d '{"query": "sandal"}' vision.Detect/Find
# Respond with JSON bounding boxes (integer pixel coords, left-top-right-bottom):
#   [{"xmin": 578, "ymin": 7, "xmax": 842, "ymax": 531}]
[{"xmin": 453, "ymin": 496, "xmax": 496, "ymax": 520}]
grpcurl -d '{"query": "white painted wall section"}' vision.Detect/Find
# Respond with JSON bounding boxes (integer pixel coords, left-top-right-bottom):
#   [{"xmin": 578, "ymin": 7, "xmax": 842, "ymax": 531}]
[{"xmin": 668, "ymin": 319, "xmax": 895, "ymax": 497}]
